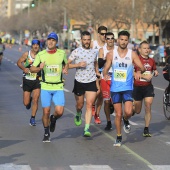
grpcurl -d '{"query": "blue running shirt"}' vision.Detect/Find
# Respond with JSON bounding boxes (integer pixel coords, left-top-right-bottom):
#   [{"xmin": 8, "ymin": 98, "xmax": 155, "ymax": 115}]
[{"xmin": 110, "ymin": 48, "xmax": 134, "ymax": 92}]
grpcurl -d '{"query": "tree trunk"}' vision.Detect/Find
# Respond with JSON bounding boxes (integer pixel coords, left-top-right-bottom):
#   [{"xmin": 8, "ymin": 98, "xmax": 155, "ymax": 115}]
[
  {"xmin": 152, "ymin": 24, "xmax": 155, "ymax": 45},
  {"xmin": 159, "ymin": 20, "xmax": 162, "ymax": 44}
]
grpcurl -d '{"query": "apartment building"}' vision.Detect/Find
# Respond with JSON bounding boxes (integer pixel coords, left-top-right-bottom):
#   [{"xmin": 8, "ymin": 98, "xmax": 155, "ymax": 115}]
[{"xmin": 0, "ymin": 0, "xmax": 32, "ymax": 18}]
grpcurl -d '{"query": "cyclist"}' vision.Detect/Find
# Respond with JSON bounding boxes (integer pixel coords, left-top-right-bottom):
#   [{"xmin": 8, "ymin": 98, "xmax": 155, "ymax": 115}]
[{"xmin": 163, "ymin": 55, "xmax": 170, "ymax": 99}]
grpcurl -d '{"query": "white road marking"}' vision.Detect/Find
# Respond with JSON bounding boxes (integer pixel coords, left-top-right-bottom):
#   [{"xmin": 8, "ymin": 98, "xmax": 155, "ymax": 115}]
[
  {"xmin": 64, "ymin": 88, "xmax": 70, "ymax": 92},
  {"xmin": 70, "ymin": 165, "xmax": 113, "ymax": 170},
  {"xmin": 165, "ymin": 142, "xmax": 170, "ymax": 145},
  {"xmin": 0, "ymin": 163, "xmax": 31, "ymax": 170},
  {"xmin": 148, "ymin": 165, "xmax": 170, "ymax": 170},
  {"xmin": 111, "ymin": 113, "xmax": 140, "ymax": 126},
  {"xmin": 154, "ymin": 86, "xmax": 164, "ymax": 91}
]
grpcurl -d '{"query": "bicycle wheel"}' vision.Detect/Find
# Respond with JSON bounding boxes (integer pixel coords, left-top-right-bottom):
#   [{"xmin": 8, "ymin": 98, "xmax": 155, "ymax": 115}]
[{"xmin": 163, "ymin": 90, "xmax": 170, "ymax": 120}]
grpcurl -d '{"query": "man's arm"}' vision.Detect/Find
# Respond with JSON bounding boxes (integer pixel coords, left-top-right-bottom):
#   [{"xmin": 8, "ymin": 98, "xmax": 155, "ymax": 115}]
[
  {"xmin": 68, "ymin": 50, "xmax": 87, "ymax": 69},
  {"xmin": 17, "ymin": 52, "xmax": 30, "ymax": 74},
  {"xmin": 103, "ymin": 51, "xmax": 112, "ymax": 80},
  {"xmin": 62, "ymin": 53, "xmax": 68, "ymax": 75},
  {"xmin": 132, "ymin": 51, "xmax": 145, "ymax": 72},
  {"xmin": 98, "ymin": 48, "xmax": 106, "ymax": 69},
  {"xmin": 68, "ymin": 59, "xmax": 87, "ymax": 69},
  {"xmin": 90, "ymin": 41, "xmax": 93, "ymax": 49},
  {"xmin": 30, "ymin": 54, "xmax": 44, "ymax": 73}
]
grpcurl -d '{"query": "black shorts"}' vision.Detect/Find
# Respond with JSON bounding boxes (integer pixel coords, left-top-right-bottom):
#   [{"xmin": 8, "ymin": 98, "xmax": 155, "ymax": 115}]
[
  {"xmin": 23, "ymin": 78, "xmax": 41, "ymax": 92},
  {"xmin": 133, "ymin": 84, "xmax": 155, "ymax": 101},
  {"xmin": 72, "ymin": 79, "xmax": 98, "ymax": 96},
  {"xmin": 0, "ymin": 52, "xmax": 3, "ymax": 56}
]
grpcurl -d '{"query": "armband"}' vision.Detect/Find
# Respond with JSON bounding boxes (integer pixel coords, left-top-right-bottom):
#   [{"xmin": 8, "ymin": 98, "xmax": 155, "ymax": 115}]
[{"xmin": 98, "ymin": 58, "xmax": 106, "ymax": 69}]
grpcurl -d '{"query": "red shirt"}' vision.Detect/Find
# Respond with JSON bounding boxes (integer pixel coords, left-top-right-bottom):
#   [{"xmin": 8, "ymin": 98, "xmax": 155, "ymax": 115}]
[{"xmin": 134, "ymin": 55, "xmax": 157, "ymax": 86}]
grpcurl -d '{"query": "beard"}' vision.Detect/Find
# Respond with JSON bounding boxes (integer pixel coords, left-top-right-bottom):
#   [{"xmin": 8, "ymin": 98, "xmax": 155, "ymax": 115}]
[
  {"xmin": 82, "ymin": 43, "xmax": 90, "ymax": 49},
  {"xmin": 119, "ymin": 44, "xmax": 127, "ymax": 49}
]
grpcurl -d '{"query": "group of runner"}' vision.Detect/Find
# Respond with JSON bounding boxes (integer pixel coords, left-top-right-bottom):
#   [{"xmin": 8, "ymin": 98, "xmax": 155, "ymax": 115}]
[{"xmin": 16, "ymin": 27, "xmax": 159, "ymax": 146}]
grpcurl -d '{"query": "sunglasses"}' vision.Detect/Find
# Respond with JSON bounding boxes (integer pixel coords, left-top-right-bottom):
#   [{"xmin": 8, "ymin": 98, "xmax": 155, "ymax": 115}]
[
  {"xmin": 100, "ymin": 33, "xmax": 106, "ymax": 36},
  {"xmin": 106, "ymin": 37, "xmax": 114, "ymax": 40}
]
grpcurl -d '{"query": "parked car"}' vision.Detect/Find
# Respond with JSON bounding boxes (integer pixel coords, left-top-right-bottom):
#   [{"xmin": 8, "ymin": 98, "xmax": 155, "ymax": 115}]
[
  {"xmin": 149, "ymin": 45, "xmax": 161, "ymax": 65},
  {"xmin": 149, "ymin": 45, "xmax": 158, "ymax": 58}
]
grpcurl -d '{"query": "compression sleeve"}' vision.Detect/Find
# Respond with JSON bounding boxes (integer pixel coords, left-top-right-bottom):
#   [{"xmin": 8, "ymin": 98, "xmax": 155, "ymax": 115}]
[{"xmin": 98, "ymin": 58, "xmax": 106, "ymax": 69}]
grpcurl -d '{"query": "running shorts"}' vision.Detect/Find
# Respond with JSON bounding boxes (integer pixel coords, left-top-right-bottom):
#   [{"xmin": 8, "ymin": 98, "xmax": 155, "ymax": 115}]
[
  {"xmin": 23, "ymin": 78, "xmax": 40, "ymax": 92},
  {"xmin": 72, "ymin": 79, "xmax": 98, "ymax": 96},
  {"xmin": 41, "ymin": 90, "xmax": 65, "ymax": 107},
  {"xmin": 100, "ymin": 79, "xmax": 111, "ymax": 100},
  {"xmin": 111, "ymin": 90, "xmax": 133, "ymax": 104},
  {"xmin": 133, "ymin": 84, "xmax": 155, "ymax": 101}
]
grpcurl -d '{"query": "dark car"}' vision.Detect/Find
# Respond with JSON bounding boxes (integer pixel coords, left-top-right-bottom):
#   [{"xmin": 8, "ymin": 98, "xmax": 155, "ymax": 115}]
[{"xmin": 149, "ymin": 45, "xmax": 160, "ymax": 65}]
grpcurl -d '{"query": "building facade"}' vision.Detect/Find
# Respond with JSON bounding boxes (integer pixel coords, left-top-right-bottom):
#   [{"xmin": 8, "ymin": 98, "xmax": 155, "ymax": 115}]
[{"xmin": 0, "ymin": 0, "xmax": 32, "ymax": 18}]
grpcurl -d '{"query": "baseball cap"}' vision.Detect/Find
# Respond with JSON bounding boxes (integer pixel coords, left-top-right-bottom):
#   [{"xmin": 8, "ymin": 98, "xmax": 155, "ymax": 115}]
[
  {"xmin": 47, "ymin": 32, "xmax": 58, "ymax": 41},
  {"xmin": 32, "ymin": 39, "xmax": 40, "ymax": 46}
]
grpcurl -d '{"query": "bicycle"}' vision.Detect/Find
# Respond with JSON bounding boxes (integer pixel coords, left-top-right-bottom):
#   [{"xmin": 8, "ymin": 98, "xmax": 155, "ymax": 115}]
[{"xmin": 163, "ymin": 86, "xmax": 170, "ymax": 120}]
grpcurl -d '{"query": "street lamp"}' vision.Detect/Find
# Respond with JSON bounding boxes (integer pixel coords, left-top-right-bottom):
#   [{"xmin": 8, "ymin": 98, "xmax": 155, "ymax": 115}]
[{"xmin": 131, "ymin": 0, "xmax": 135, "ymax": 40}]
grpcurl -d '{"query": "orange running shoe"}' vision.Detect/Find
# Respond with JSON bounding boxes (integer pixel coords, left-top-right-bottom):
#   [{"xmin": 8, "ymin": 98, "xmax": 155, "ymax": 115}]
[
  {"xmin": 92, "ymin": 105, "xmax": 95, "ymax": 116},
  {"xmin": 94, "ymin": 114, "xmax": 101, "ymax": 124}
]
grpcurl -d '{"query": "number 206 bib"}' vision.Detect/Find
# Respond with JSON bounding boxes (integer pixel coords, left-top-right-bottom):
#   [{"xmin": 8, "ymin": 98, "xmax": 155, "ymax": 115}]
[{"xmin": 114, "ymin": 69, "xmax": 127, "ymax": 82}]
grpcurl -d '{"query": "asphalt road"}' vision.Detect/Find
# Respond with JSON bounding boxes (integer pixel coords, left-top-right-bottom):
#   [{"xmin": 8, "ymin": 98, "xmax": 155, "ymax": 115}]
[{"xmin": 0, "ymin": 45, "xmax": 170, "ymax": 170}]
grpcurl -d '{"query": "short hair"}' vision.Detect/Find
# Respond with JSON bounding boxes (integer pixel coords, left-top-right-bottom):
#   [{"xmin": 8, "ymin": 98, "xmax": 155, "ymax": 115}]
[
  {"xmin": 81, "ymin": 31, "xmax": 91, "ymax": 39},
  {"xmin": 105, "ymin": 32, "xmax": 114, "ymax": 38},
  {"xmin": 139, "ymin": 40, "xmax": 149, "ymax": 48},
  {"xmin": 98, "ymin": 26, "xmax": 107, "ymax": 33},
  {"xmin": 118, "ymin": 30, "xmax": 130, "ymax": 38}
]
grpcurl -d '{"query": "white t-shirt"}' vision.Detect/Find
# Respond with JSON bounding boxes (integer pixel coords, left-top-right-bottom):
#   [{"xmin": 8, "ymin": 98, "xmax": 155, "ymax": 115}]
[{"xmin": 69, "ymin": 47, "xmax": 97, "ymax": 83}]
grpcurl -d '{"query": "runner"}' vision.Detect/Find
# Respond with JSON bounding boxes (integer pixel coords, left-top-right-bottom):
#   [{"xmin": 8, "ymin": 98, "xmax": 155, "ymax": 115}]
[
  {"xmin": 0, "ymin": 38, "xmax": 5, "ymax": 65},
  {"xmin": 91, "ymin": 25, "xmax": 107, "ymax": 124},
  {"xmin": 133, "ymin": 41, "xmax": 158, "ymax": 137},
  {"xmin": 98, "ymin": 32, "xmax": 116, "ymax": 130},
  {"xmin": 17, "ymin": 39, "xmax": 41, "ymax": 126},
  {"xmin": 103, "ymin": 30, "xmax": 145, "ymax": 146},
  {"xmin": 30, "ymin": 32, "xmax": 68, "ymax": 142},
  {"xmin": 68, "ymin": 31, "xmax": 99, "ymax": 137}
]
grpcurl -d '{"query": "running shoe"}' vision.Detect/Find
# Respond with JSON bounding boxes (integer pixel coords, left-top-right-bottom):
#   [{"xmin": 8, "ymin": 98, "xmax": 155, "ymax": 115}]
[
  {"xmin": 74, "ymin": 112, "xmax": 82, "ymax": 126},
  {"xmin": 43, "ymin": 134, "xmax": 51, "ymax": 143},
  {"xmin": 50, "ymin": 115, "xmax": 56, "ymax": 132},
  {"xmin": 84, "ymin": 129, "xmax": 91, "ymax": 137},
  {"xmin": 113, "ymin": 136, "xmax": 122, "ymax": 147},
  {"xmin": 92, "ymin": 105, "xmax": 95, "ymax": 116},
  {"xmin": 123, "ymin": 116, "xmax": 131, "ymax": 133},
  {"xmin": 29, "ymin": 117, "xmax": 36, "ymax": 126},
  {"xmin": 94, "ymin": 114, "xmax": 101, "ymax": 124},
  {"xmin": 104, "ymin": 122, "xmax": 112, "ymax": 131},
  {"xmin": 26, "ymin": 97, "xmax": 32, "ymax": 110},
  {"xmin": 143, "ymin": 128, "xmax": 152, "ymax": 137}
]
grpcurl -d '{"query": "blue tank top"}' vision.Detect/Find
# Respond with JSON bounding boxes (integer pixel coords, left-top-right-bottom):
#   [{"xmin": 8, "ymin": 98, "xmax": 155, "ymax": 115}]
[{"xmin": 110, "ymin": 48, "xmax": 134, "ymax": 92}]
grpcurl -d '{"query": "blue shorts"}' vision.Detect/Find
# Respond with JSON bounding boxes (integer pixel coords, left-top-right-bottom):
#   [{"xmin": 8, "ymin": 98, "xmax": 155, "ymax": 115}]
[
  {"xmin": 111, "ymin": 90, "xmax": 133, "ymax": 104},
  {"xmin": 41, "ymin": 90, "xmax": 65, "ymax": 108}
]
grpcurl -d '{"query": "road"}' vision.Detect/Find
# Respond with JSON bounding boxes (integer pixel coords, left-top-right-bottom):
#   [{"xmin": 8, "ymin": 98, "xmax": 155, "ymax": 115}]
[{"xmin": 0, "ymin": 45, "xmax": 170, "ymax": 170}]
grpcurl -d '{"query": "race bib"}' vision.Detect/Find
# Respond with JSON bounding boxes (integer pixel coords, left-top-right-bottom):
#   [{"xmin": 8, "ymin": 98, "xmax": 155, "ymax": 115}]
[
  {"xmin": 46, "ymin": 65, "xmax": 60, "ymax": 76},
  {"xmin": 140, "ymin": 71, "xmax": 151, "ymax": 82},
  {"xmin": 114, "ymin": 69, "xmax": 127, "ymax": 82},
  {"xmin": 25, "ymin": 72, "xmax": 37, "ymax": 80}
]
